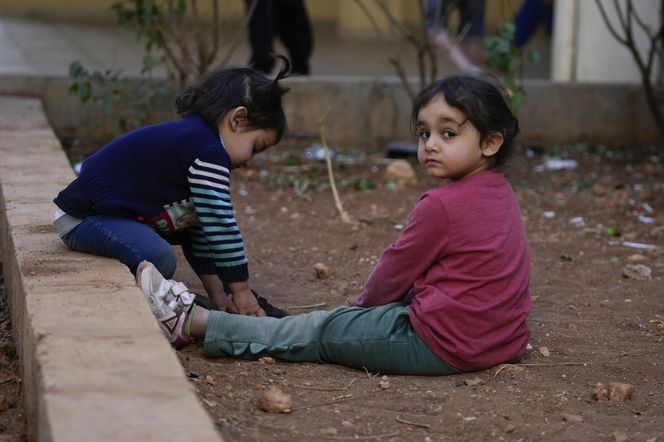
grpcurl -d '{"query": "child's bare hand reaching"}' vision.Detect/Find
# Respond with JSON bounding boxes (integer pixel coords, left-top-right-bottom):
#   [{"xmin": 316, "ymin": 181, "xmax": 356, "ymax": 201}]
[
  {"xmin": 229, "ymin": 282, "xmax": 266, "ymax": 316},
  {"xmin": 233, "ymin": 289, "xmax": 266, "ymax": 316},
  {"xmin": 210, "ymin": 292, "xmax": 239, "ymax": 314}
]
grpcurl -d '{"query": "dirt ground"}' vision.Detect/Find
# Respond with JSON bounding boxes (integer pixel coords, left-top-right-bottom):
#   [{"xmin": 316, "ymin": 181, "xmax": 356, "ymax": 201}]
[
  {"xmin": 2, "ymin": 140, "xmax": 663, "ymax": 441},
  {"xmin": 0, "ymin": 274, "xmax": 26, "ymax": 441},
  {"xmin": 169, "ymin": 142, "xmax": 663, "ymax": 441}
]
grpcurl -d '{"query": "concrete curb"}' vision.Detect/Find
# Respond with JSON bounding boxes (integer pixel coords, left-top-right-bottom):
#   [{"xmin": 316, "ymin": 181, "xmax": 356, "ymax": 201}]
[{"xmin": 0, "ymin": 97, "xmax": 220, "ymax": 441}]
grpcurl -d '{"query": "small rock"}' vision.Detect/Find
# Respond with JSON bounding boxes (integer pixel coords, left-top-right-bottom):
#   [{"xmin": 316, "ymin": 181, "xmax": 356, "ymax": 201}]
[
  {"xmin": 561, "ymin": 413, "xmax": 583, "ymax": 423},
  {"xmin": 258, "ymin": 386, "xmax": 293, "ymax": 413},
  {"xmin": 539, "ymin": 346, "xmax": 550, "ymax": 357},
  {"xmin": 612, "ymin": 430, "xmax": 628, "ymax": 442},
  {"xmin": 464, "ymin": 377, "xmax": 485, "ymax": 386},
  {"xmin": 592, "ymin": 383, "xmax": 609, "ymax": 401},
  {"xmin": 609, "ymin": 382, "xmax": 635, "ymax": 402},
  {"xmin": 205, "ymin": 375, "xmax": 216, "ymax": 385},
  {"xmin": 313, "ymin": 262, "xmax": 332, "ymax": 279},
  {"xmin": 259, "ymin": 357, "xmax": 276, "ymax": 365},
  {"xmin": 622, "ymin": 264, "xmax": 652, "ymax": 280},
  {"xmin": 340, "ymin": 420, "xmax": 354, "ymax": 429},
  {"xmin": 505, "ymin": 423, "xmax": 516, "ymax": 433},
  {"xmin": 384, "ymin": 160, "xmax": 417, "ymax": 188},
  {"xmin": 627, "ymin": 254, "xmax": 647, "ymax": 262},
  {"xmin": 379, "ymin": 375, "xmax": 390, "ymax": 389},
  {"xmin": 319, "ymin": 427, "xmax": 338, "ymax": 437}
]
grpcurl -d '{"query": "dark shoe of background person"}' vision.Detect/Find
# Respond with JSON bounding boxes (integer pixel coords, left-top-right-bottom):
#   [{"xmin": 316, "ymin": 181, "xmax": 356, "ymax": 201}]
[{"xmin": 193, "ymin": 290, "xmax": 289, "ymax": 318}]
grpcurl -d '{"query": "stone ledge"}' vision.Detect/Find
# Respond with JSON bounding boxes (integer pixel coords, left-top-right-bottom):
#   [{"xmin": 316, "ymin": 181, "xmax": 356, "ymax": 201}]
[
  {"xmin": 0, "ymin": 96, "xmax": 220, "ymax": 441},
  {"xmin": 0, "ymin": 73, "xmax": 658, "ymax": 147}
]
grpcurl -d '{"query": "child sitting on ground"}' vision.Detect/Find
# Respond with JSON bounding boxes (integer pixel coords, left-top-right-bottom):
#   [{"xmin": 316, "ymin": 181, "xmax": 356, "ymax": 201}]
[
  {"xmin": 54, "ymin": 58, "xmax": 292, "ymax": 317},
  {"xmin": 137, "ymin": 74, "xmax": 532, "ymax": 375}
]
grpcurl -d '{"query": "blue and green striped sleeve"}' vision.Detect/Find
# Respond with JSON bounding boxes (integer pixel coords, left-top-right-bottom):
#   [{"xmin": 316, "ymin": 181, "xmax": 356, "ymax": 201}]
[{"xmin": 187, "ymin": 156, "xmax": 248, "ymax": 282}]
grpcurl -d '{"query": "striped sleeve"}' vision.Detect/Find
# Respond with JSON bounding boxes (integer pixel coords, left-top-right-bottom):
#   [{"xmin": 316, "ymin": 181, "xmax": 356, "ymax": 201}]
[{"xmin": 187, "ymin": 156, "xmax": 248, "ymax": 283}]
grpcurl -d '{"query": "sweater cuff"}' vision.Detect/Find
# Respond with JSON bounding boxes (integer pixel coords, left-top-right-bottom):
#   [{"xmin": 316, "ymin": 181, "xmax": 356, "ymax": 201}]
[{"xmin": 219, "ymin": 263, "xmax": 249, "ymax": 283}]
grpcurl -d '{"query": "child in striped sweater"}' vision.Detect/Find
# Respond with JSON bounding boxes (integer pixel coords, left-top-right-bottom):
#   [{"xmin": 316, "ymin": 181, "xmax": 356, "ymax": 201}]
[{"xmin": 54, "ymin": 58, "xmax": 291, "ymax": 320}]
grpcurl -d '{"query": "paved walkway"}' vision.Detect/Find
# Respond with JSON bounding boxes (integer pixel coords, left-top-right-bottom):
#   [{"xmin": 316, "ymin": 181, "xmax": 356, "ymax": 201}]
[{"xmin": 0, "ymin": 15, "xmax": 551, "ymax": 78}]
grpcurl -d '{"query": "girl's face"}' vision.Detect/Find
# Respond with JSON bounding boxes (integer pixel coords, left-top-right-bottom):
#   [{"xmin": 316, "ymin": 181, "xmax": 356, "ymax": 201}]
[
  {"xmin": 223, "ymin": 126, "xmax": 278, "ymax": 168},
  {"xmin": 219, "ymin": 107, "xmax": 279, "ymax": 168},
  {"xmin": 415, "ymin": 94, "xmax": 501, "ymax": 181}
]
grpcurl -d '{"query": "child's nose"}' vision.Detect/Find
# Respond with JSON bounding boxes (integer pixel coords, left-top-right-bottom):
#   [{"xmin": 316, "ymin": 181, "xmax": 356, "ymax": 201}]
[{"xmin": 425, "ymin": 136, "xmax": 439, "ymax": 151}]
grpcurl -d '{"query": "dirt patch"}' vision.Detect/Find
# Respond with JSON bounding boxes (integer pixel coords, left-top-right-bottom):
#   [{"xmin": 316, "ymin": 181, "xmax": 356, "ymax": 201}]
[
  {"xmin": 165, "ymin": 143, "xmax": 664, "ymax": 441},
  {"xmin": 5, "ymin": 138, "xmax": 662, "ymax": 440},
  {"xmin": 0, "ymin": 261, "xmax": 27, "ymax": 442}
]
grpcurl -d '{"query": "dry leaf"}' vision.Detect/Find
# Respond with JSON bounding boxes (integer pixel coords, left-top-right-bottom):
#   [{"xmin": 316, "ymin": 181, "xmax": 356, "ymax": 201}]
[
  {"xmin": 539, "ymin": 346, "xmax": 550, "ymax": 357},
  {"xmin": 608, "ymin": 382, "xmax": 635, "ymax": 402},
  {"xmin": 622, "ymin": 264, "xmax": 652, "ymax": 280},
  {"xmin": 592, "ymin": 382, "xmax": 608, "ymax": 401}
]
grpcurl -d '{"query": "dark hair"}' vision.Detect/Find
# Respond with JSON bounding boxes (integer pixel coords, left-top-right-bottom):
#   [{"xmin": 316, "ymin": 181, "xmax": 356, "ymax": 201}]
[
  {"xmin": 410, "ymin": 74, "xmax": 520, "ymax": 170},
  {"xmin": 175, "ymin": 55, "xmax": 291, "ymax": 142}
]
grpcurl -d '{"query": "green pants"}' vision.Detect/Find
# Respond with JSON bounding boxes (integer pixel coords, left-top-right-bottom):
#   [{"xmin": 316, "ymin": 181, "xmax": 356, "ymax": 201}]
[{"xmin": 203, "ymin": 302, "xmax": 460, "ymax": 376}]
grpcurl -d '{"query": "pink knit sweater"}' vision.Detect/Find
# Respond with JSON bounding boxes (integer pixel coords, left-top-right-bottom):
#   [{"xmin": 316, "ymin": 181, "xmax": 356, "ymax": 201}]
[{"xmin": 355, "ymin": 170, "xmax": 532, "ymax": 371}]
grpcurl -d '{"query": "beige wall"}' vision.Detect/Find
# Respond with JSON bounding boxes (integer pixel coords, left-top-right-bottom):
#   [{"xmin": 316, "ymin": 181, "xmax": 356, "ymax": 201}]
[{"xmin": 0, "ymin": 0, "xmax": 512, "ymax": 30}]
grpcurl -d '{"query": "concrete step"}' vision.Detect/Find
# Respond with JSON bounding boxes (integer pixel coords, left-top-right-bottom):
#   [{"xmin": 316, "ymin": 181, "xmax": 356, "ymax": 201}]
[{"xmin": 0, "ymin": 96, "xmax": 220, "ymax": 441}]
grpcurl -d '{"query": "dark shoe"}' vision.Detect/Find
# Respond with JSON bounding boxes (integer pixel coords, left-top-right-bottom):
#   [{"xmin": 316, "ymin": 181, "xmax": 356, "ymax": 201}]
[
  {"xmin": 193, "ymin": 294, "xmax": 218, "ymax": 311},
  {"xmin": 252, "ymin": 289, "xmax": 289, "ymax": 318},
  {"xmin": 193, "ymin": 290, "xmax": 289, "ymax": 318}
]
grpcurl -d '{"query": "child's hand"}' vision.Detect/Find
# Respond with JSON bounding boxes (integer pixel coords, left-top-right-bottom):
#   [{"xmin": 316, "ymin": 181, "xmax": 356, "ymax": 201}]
[
  {"xmin": 232, "ymin": 289, "xmax": 266, "ymax": 317},
  {"xmin": 211, "ymin": 292, "xmax": 239, "ymax": 314},
  {"xmin": 345, "ymin": 295, "xmax": 361, "ymax": 306}
]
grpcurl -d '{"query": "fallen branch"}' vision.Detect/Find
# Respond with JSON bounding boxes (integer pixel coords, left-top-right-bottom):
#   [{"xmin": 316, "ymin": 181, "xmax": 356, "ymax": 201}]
[{"xmin": 0, "ymin": 377, "xmax": 16, "ymax": 386}]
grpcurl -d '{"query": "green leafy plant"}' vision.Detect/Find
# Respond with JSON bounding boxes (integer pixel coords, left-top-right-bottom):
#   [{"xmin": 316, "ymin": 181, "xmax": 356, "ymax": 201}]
[
  {"xmin": 68, "ymin": 0, "xmax": 255, "ymax": 134},
  {"xmin": 483, "ymin": 22, "xmax": 540, "ymax": 108},
  {"xmin": 68, "ymin": 61, "xmax": 174, "ymax": 135}
]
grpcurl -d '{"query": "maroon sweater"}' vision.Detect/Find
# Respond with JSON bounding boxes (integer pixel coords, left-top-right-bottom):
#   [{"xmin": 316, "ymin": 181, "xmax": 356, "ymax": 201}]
[{"xmin": 355, "ymin": 170, "xmax": 532, "ymax": 371}]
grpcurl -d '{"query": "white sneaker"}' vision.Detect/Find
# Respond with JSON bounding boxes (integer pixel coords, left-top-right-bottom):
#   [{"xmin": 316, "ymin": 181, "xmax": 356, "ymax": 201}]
[{"xmin": 137, "ymin": 261, "xmax": 195, "ymax": 349}]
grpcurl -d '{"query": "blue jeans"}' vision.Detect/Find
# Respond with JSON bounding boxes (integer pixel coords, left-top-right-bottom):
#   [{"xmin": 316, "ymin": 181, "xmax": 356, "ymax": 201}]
[
  {"xmin": 204, "ymin": 302, "xmax": 461, "ymax": 376},
  {"xmin": 61, "ymin": 215, "xmax": 215, "ymax": 277}
]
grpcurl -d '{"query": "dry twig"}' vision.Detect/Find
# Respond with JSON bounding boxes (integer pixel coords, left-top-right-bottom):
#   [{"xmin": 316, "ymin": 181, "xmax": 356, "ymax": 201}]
[
  {"xmin": 395, "ymin": 415, "xmax": 431, "ymax": 429},
  {"xmin": 319, "ymin": 109, "xmax": 354, "ymax": 225},
  {"xmin": 288, "ymin": 302, "xmax": 327, "ymax": 310},
  {"xmin": 323, "ymin": 432, "xmax": 400, "ymax": 441},
  {"xmin": 292, "ymin": 378, "xmax": 357, "ymax": 392},
  {"xmin": 289, "ymin": 394, "xmax": 354, "ymax": 412}
]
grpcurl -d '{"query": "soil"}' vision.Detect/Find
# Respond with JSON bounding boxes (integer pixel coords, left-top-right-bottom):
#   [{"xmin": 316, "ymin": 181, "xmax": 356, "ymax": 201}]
[
  {"xmin": 0, "ymin": 270, "xmax": 27, "ymax": 442},
  {"xmin": 171, "ymin": 143, "xmax": 664, "ymax": 441},
  {"xmin": 3, "ymin": 140, "xmax": 664, "ymax": 441}
]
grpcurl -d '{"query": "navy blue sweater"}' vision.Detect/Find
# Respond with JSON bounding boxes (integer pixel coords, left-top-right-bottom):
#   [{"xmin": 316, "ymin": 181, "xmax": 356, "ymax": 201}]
[{"xmin": 54, "ymin": 114, "xmax": 248, "ymax": 282}]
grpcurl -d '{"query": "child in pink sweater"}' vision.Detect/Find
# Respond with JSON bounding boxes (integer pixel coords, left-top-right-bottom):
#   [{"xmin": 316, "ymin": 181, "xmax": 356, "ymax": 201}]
[{"xmin": 137, "ymin": 74, "xmax": 532, "ymax": 375}]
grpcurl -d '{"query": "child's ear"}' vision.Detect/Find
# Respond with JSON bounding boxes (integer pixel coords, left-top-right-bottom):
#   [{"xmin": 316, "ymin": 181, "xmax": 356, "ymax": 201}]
[
  {"xmin": 229, "ymin": 106, "xmax": 248, "ymax": 131},
  {"xmin": 481, "ymin": 132, "xmax": 504, "ymax": 158}
]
